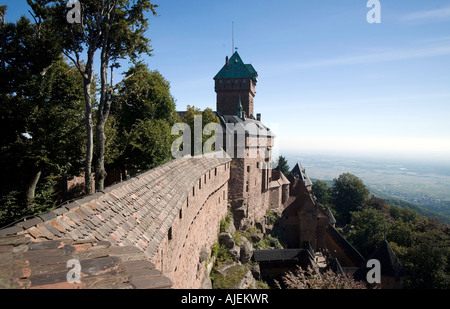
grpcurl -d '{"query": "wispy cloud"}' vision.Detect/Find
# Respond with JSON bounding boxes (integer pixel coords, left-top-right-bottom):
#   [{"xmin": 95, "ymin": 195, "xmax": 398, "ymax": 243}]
[
  {"xmin": 400, "ymin": 6, "xmax": 450, "ymax": 23},
  {"xmin": 265, "ymin": 44, "xmax": 450, "ymax": 73}
]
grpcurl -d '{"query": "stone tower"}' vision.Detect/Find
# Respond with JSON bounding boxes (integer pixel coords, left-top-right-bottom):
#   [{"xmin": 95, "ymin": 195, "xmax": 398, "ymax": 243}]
[{"xmin": 214, "ymin": 52, "xmax": 258, "ymax": 117}]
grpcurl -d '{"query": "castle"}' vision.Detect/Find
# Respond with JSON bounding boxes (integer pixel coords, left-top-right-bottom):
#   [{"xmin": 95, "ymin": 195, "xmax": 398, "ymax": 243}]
[{"xmin": 0, "ymin": 52, "xmax": 402, "ymax": 289}]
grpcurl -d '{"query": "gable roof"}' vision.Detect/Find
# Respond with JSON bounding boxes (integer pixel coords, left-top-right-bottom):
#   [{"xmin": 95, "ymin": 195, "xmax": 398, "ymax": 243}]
[
  {"xmin": 253, "ymin": 249, "xmax": 314, "ymax": 264},
  {"xmin": 215, "ymin": 112, "xmax": 275, "ymax": 137},
  {"xmin": 290, "ymin": 162, "xmax": 312, "ymax": 187},
  {"xmin": 368, "ymin": 240, "xmax": 404, "ymax": 279},
  {"xmin": 214, "ymin": 52, "xmax": 258, "ymax": 82}
]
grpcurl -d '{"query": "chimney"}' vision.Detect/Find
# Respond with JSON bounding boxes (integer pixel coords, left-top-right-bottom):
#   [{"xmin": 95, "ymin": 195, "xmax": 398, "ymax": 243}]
[{"xmin": 256, "ymin": 113, "xmax": 261, "ymax": 121}]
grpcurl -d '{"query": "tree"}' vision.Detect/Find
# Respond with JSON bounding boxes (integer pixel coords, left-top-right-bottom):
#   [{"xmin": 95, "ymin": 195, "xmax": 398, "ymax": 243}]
[
  {"xmin": 363, "ymin": 195, "xmax": 390, "ymax": 215},
  {"xmin": 0, "ymin": 58, "xmax": 85, "ymax": 225},
  {"xmin": 110, "ymin": 63, "xmax": 177, "ymax": 173},
  {"xmin": 38, "ymin": 0, "xmax": 158, "ymax": 193},
  {"xmin": 274, "ymin": 156, "xmax": 290, "ymax": 177},
  {"xmin": 0, "ymin": 7, "xmax": 85, "ymax": 225},
  {"xmin": 330, "ymin": 173, "xmax": 369, "ymax": 225},
  {"xmin": 312, "ymin": 180, "xmax": 331, "ymax": 206},
  {"xmin": 346, "ymin": 207, "xmax": 390, "ymax": 257},
  {"xmin": 179, "ymin": 105, "xmax": 220, "ymax": 156},
  {"xmin": 398, "ymin": 227, "xmax": 450, "ymax": 289}
]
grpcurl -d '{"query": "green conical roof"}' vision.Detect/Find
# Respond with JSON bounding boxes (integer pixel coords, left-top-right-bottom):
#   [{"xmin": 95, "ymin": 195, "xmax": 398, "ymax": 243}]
[{"xmin": 214, "ymin": 52, "xmax": 258, "ymax": 82}]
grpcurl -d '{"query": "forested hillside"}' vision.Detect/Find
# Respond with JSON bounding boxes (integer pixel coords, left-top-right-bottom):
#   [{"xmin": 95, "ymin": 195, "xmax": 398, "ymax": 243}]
[{"xmin": 312, "ymin": 175, "xmax": 450, "ymax": 289}]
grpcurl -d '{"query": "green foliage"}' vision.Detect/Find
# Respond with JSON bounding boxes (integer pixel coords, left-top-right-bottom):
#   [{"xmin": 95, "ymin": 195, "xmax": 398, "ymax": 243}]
[
  {"xmin": 312, "ymin": 180, "xmax": 331, "ymax": 206},
  {"xmin": 178, "ymin": 105, "xmax": 220, "ymax": 156},
  {"xmin": 212, "ymin": 264, "xmax": 249, "ymax": 289},
  {"xmin": 392, "ymin": 218, "xmax": 450, "ymax": 289},
  {"xmin": 322, "ymin": 172, "xmax": 450, "ymax": 288},
  {"xmin": 254, "ymin": 234, "xmax": 283, "ymax": 250},
  {"xmin": 274, "ymin": 155, "xmax": 290, "ymax": 177},
  {"xmin": 110, "ymin": 64, "xmax": 177, "ymax": 172},
  {"xmin": 28, "ymin": 174, "xmax": 59, "ymax": 215},
  {"xmin": 330, "ymin": 173, "xmax": 370, "ymax": 225},
  {"xmin": 265, "ymin": 209, "xmax": 279, "ymax": 226},
  {"xmin": 219, "ymin": 210, "xmax": 233, "ymax": 233},
  {"xmin": 127, "ymin": 119, "xmax": 172, "ymax": 170},
  {"xmin": 0, "ymin": 8, "xmax": 85, "ymax": 226},
  {"xmin": 346, "ymin": 207, "xmax": 390, "ymax": 257}
]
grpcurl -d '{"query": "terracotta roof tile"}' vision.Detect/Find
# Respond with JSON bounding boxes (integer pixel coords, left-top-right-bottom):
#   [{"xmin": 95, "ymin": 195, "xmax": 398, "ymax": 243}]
[{"xmin": 0, "ymin": 236, "xmax": 172, "ymax": 289}]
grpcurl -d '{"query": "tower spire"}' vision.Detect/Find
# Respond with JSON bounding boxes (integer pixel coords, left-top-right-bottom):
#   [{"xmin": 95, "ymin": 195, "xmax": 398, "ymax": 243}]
[{"xmin": 232, "ymin": 21, "xmax": 234, "ymax": 56}]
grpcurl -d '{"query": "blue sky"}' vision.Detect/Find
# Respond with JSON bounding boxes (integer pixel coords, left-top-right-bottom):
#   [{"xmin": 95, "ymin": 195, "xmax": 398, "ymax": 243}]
[{"xmin": 3, "ymin": 0, "xmax": 450, "ymax": 162}]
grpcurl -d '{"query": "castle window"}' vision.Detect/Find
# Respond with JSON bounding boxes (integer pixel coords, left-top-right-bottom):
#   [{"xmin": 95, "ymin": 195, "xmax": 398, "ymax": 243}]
[
  {"xmin": 215, "ymin": 168, "xmax": 217, "ymax": 176},
  {"xmin": 199, "ymin": 179, "xmax": 202, "ymax": 190},
  {"xmin": 247, "ymin": 166, "xmax": 250, "ymax": 173},
  {"xmin": 168, "ymin": 227, "xmax": 173, "ymax": 241},
  {"xmin": 209, "ymin": 170, "xmax": 211, "ymax": 179},
  {"xmin": 204, "ymin": 174, "xmax": 207, "ymax": 184},
  {"xmin": 179, "ymin": 209, "xmax": 182, "ymax": 219},
  {"xmin": 257, "ymin": 162, "xmax": 260, "ymax": 169},
  {"xmin": 193, "ymin": 186, "xmax": 195, "ymax": 196},
  {"xmin": 187, "ymin": 197, "xmax": 189, "ymax": 207}
]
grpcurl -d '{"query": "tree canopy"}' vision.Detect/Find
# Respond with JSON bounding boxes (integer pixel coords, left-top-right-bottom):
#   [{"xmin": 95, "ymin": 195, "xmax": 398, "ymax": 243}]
[
  {"xmin": 314, "ymin": 172, "xmax": 450, "ymax": 289},
  {"xmin": 330, "ymin": 172, "xmax": 370, "ymax": 225},
  {"xmin": 274, "ymin": 156, "xmax": 290, "ymax": 177}
]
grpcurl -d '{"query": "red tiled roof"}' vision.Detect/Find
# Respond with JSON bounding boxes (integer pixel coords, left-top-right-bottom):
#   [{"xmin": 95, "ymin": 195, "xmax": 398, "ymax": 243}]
[{"xmin": 0, "ymin": 235, "xmax": 172, "ymax": 289}]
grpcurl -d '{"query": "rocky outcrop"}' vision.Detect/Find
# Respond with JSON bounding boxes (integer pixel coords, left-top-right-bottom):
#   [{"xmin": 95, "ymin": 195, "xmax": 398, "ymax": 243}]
[{"xmin": 213, "ymin": 262, "xmax": 256, "ymax": 289}]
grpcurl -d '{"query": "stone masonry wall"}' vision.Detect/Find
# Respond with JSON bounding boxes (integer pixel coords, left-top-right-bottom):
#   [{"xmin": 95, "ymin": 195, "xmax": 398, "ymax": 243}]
[
  {"xmin": 227, "ymin": 134, "xmax": 274, "ymax": 227},
  {"xmin": 215, "ymin": 78, "xmax": 255, "ymax": 117},
  {"xmin": 152, "ymin": 163, "xmax": 230, "ymax": 289}
]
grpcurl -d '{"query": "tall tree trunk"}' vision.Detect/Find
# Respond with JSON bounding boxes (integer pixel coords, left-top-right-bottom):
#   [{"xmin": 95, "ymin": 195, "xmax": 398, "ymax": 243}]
[
  {"xmin": 25, "ymin": 169, "xmax": 41, "ymax": 207},
  {"xmin": 95, "ymin": 42, "xmax": 112, "ymax": 191},
  {"xmin": 95, "ymin": 118, "xmax": 107, "ymax": 191},
  {"xmin": 83, "ymin": 75, "xmax": 94, "ymax": 195}
]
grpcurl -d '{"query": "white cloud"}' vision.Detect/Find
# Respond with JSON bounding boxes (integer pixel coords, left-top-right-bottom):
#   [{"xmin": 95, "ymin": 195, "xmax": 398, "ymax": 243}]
[
  {"xmin": 293, "ymin": 45, "xmax": 450, "ymax": 70},
  {"xmin": 401, "ymin": 6, "xmax": 450, "ymax": 23},
  {"xmin": 260, "ymin": 43, "xmax": 450, "ymax": 75}
]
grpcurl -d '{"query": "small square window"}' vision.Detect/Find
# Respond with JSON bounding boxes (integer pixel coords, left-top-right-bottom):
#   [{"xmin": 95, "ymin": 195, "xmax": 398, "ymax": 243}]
[{"xmin": 168, "ymin": 227, "xmax": 173, "ymax": 241}]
